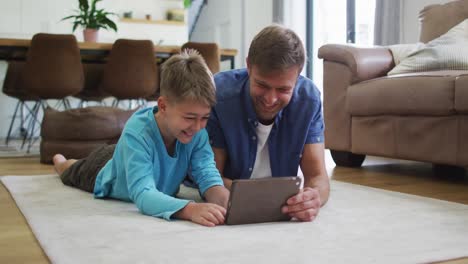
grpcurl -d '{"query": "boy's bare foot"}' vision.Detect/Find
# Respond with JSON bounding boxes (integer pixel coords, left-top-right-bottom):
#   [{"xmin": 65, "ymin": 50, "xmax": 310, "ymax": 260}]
[{"xmin": 53, "ymin": 154, "xmax": 77, "ymax": 175}]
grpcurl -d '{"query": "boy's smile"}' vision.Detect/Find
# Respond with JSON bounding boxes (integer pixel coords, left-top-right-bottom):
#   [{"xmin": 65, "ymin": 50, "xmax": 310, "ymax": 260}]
[{"xmin": 156, "ymin": 97, "xmax": 211, "ymax": 148}]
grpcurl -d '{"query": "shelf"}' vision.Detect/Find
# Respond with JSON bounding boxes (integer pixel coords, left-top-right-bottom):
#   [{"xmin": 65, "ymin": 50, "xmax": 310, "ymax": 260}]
[{"xmin": 119, "ymin": 18, "xmax": 185, "ymax": 26}]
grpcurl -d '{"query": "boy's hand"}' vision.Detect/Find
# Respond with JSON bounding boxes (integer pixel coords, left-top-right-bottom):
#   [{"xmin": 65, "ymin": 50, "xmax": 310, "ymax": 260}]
[
  {"xmin": 281, "ymin": 187, "xmax": 321, "ymax": 222},
  {"xmin": 176, "ymin": 202, "xmax": 226, "ymax": 227}
]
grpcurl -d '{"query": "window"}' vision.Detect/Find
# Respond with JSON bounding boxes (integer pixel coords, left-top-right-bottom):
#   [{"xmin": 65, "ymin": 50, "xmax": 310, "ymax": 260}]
[{"xmin": 307, "ymin": 0, "xmax": 375, "ymax": 91}]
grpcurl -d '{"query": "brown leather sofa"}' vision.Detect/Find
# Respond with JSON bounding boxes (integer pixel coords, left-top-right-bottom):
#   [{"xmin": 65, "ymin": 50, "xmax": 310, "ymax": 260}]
[{"xmin": 318, "ymin": 0, "xmax": 468, "ymax": 171}]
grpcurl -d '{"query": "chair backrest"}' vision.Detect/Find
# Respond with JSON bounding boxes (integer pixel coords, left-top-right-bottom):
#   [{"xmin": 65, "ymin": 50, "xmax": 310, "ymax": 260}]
[
  {"xmin": 21, "ymin": 33, "xmax": 84, "ymax": 99},
  {"xmin": 419, "ymin": 0, "xmax": 468, "ymax": 43},
  {"xmin": 181, "ymin": 42, "xmax": 221, "ymax": 74},
  {"xmin": 74, "ymin": 63, "xmax": 109, "ymax": 101},
  {"xmin": 100, "ymin": 39, "xmax": 159, "ymax": 100},
  {"xmin": 2, "ymin": 61, "xmax": 39, "ymax": 101}
]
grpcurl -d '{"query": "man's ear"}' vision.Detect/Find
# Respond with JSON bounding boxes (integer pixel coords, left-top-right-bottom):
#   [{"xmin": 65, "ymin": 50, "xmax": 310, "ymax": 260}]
[{"xmin": 246, "ymin": 57, "xmax": 250, "ymax": 71}]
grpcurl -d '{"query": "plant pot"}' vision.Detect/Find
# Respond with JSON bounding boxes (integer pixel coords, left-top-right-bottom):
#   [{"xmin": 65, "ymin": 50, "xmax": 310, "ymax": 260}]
[{"xmin": 83, "ymin": 28, "xmax": 99, "ymax": 42}]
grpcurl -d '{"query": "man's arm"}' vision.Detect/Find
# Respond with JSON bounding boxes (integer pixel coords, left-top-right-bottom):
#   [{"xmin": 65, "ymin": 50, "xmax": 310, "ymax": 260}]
[
  {"xmin": 282, "ymin": 143, "xmax": 330, "ymax": 221},
  {"xmin": 212, "ymin": 147, "xmax": 233, "ymax": 190},
  {"xmin": 300, "ymin": 143, "xmax": 330, "ymax": 205},
  {"xmin": 204, "ymin": 185, "xmax": 230, "ymax": 208}
]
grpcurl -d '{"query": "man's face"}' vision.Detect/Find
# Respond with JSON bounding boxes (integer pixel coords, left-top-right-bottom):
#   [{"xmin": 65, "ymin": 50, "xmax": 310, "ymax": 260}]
[
  {"xmin": 159, "ymin": 98, "xmax": 211, "ymax": 144},
  {"xmin": 248, "ymin": 64, "xmax": 299, "ymax": 124}
]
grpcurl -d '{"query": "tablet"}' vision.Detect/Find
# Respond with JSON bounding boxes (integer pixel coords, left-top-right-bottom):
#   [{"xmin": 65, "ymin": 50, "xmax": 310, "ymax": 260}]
[{"xmin": 225, "ymin": 176, "xmax": 301, "ymax": 225}]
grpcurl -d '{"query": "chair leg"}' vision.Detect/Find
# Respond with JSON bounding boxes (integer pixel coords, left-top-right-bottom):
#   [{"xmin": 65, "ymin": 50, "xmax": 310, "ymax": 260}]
[
  {"xmin": 21, "ymin": 102, "xmax": 35, "ymax": 148},
  {"xmin": 111, "ymin": 98, "xmax": 119, "ymax": 108},
  {"xmin": 26, "ymin": 101, "xmax": 42, "ymax": 153},
  {"xmin": 19, "ymin": 103, "xmax": 28, "ymax": 140},
  {"xmin": 21, "ymin": 103, "xmax": 33, "ymax": 149},
  {"xmin": 79, "ymin": 100, "xmax": 87, "ymax": 108},
  {"xmin": 63, "ymin": 98, "xmax": 72, "ymax": 110},
  {"xmin": 5, "ymin": 101, "xmax": 21, "ymax": 145}
]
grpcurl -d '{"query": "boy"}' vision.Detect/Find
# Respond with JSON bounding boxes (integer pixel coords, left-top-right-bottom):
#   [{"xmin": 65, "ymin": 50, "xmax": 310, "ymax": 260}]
[{"xmin": 53, "ymin": 50, "xmax": 230, "ymax": 227}]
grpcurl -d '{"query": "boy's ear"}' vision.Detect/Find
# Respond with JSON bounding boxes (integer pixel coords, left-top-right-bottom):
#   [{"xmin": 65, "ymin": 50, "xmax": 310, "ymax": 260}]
[{"xmin": 157, "ymin": 96, "xmax": 167, "ymax": 112}]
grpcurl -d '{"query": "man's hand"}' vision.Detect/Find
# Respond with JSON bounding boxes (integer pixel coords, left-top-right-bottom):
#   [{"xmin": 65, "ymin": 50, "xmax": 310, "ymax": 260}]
[
  {"xmin": 175, "ymin": 202, "xmax": 226, "ymax": 227},
  {"xmin": 281, "ymin": 187, "xmax": 321, "ymax": 222}
]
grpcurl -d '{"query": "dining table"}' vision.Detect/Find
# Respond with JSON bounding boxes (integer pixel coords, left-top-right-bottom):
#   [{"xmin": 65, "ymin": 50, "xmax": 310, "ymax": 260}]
[{"xmin": 0, "ymin": 38, "xmax": 238, "ymax": 69}]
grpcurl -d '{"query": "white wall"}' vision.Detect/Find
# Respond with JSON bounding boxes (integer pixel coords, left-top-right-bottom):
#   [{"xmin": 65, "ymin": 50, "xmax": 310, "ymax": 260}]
[
  {"xmin": 400, "ymin": 0, "xmax": 454, "ymax": 43},
  {"xmin": 0, "ymin": 0, "xmax": 187, "ymax": 44}
]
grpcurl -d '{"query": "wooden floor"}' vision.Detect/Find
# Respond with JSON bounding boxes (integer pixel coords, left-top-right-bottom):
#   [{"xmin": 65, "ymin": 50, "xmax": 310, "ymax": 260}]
[{"xmin": 1, "ymin": 153, "xmax": 467, "ymax": 264}]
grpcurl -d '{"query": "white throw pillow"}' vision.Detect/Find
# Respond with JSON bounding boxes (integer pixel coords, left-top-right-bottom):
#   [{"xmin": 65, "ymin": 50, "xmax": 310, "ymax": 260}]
[
  {"xmin": 388, "ymin": 19, "xmax": 468, "ymax": 75},
  {"xmin": 388, "ymin": 43, "xmax": 426, "ymax": 65}
]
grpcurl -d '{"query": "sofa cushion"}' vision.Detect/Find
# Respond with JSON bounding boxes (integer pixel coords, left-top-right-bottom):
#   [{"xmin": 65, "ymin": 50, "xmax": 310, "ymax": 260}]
[
  {"xmin": 346, "ymin": 71, "xmax": 468, "ymax": 116},
  {"xmin": 351, "ymin": 116, "xmax": 461, "ymax": 166},
  {"xmin": 455, "ymin": 75, "xmax": 468, "ymax": 113}
]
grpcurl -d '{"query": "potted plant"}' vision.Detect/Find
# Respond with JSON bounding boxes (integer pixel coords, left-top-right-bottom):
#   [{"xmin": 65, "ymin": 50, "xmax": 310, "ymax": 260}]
[{"xmin": 62, "ymin": 0, "xmax": 117, "ymax": 42}]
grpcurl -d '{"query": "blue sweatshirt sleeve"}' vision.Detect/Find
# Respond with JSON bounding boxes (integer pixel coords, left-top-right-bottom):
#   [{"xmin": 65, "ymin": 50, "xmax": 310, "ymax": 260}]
[
  {"xmin": 189, "ymin": 129, "xmax": 224, "ymax": 195},
  {"xmin": 120, "ymin": 132, "xmax": 191, "ymax": 220}
]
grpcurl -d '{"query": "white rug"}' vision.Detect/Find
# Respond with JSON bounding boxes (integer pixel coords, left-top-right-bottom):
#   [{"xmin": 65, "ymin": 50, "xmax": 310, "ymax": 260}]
[{"xmin": 2, "ymin": 175, "xmax": 468, "ymax": 264}]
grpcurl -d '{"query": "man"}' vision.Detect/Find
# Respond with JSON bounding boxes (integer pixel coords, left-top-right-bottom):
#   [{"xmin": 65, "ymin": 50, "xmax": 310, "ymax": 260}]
[{"xmin": 207, "ymin": 24, "xmax": 329, "ymax": 222}]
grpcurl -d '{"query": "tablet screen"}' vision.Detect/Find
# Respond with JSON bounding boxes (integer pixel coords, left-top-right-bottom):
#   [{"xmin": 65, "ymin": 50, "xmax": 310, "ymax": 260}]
[{"xmin": 225, "ymin": 176, "xmax": 301, "ymax": 225}]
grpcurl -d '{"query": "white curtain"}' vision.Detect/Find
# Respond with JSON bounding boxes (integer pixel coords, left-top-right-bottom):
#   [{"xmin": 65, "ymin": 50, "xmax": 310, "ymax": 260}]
[{"xmin": 374, "ymin": 0, "xmax": 401, "ymax": 45}]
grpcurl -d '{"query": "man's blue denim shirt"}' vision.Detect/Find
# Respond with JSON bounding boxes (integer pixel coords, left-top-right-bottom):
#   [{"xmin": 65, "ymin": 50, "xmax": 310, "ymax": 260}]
[{"xmin": 207, "ymin": 69, "xmax": 324, "ymax": 180}]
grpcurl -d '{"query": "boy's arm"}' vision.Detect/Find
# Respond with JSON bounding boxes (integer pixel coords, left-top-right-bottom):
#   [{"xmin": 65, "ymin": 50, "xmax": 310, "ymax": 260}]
[
  {"xmin": 120, "ymin": 133, "xmax": 195, "ymax": 220},
  {"xmin": 189, "ymin": 130, "xmax": 228, "ymax": 201}
]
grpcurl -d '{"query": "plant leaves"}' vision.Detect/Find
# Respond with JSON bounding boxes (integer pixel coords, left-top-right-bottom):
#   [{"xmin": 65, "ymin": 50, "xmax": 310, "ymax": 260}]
[
  {"xmin": 79, "ymin": 0, "xmax": 89, "ymax": 11},
  {"xmin": 61, "ymin": 0, "xmax": 118, "ymax": 32},
  {"xmin": 61, "ymin": 15, "xmax": 76, "ymax": 21},
  {"xmin": 72, "ymin": 22, "xmax": 80, "ymax": 32},
  {"xmin": 103, "ymin": 17, "xmax": 117, "ymax": 32}
]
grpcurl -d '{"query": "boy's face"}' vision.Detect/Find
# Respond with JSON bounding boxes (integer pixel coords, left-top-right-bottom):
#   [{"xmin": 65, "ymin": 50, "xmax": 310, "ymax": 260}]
[
  {"xmin": 158, "ymin": 97, "xmax": 211, "ymax": 144},
  {"xmin": 247, "ymin": 63, "xmax": 299, "ymax": 125}
]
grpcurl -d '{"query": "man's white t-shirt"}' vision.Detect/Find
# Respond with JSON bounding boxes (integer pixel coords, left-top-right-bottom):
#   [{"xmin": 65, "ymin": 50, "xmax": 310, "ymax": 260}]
[{"xmin": 250, "ymin": 122, "xmax": 273, "ymax": 179}]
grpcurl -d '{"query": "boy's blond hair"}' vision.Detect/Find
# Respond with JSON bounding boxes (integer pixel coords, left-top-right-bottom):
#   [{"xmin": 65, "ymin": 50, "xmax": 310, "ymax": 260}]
[{"xmin": 160, "ymin": 49, "xmax": 216, "ymax": 107}]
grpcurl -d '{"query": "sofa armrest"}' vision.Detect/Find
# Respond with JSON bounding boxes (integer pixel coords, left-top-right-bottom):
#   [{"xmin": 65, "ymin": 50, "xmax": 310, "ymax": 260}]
[{"xmin": 318, "ymin": 44, "xmax": 394, "ymax": 83}]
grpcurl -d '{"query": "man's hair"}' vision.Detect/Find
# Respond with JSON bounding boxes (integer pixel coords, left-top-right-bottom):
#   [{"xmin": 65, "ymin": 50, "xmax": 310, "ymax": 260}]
[
  {"xmin": 160, "ymin": 49, "xmax": 216, "ymax": 107},
  {"xmin": 247, "ymin": 24, "xmax": 306, "ymax": 74}
]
